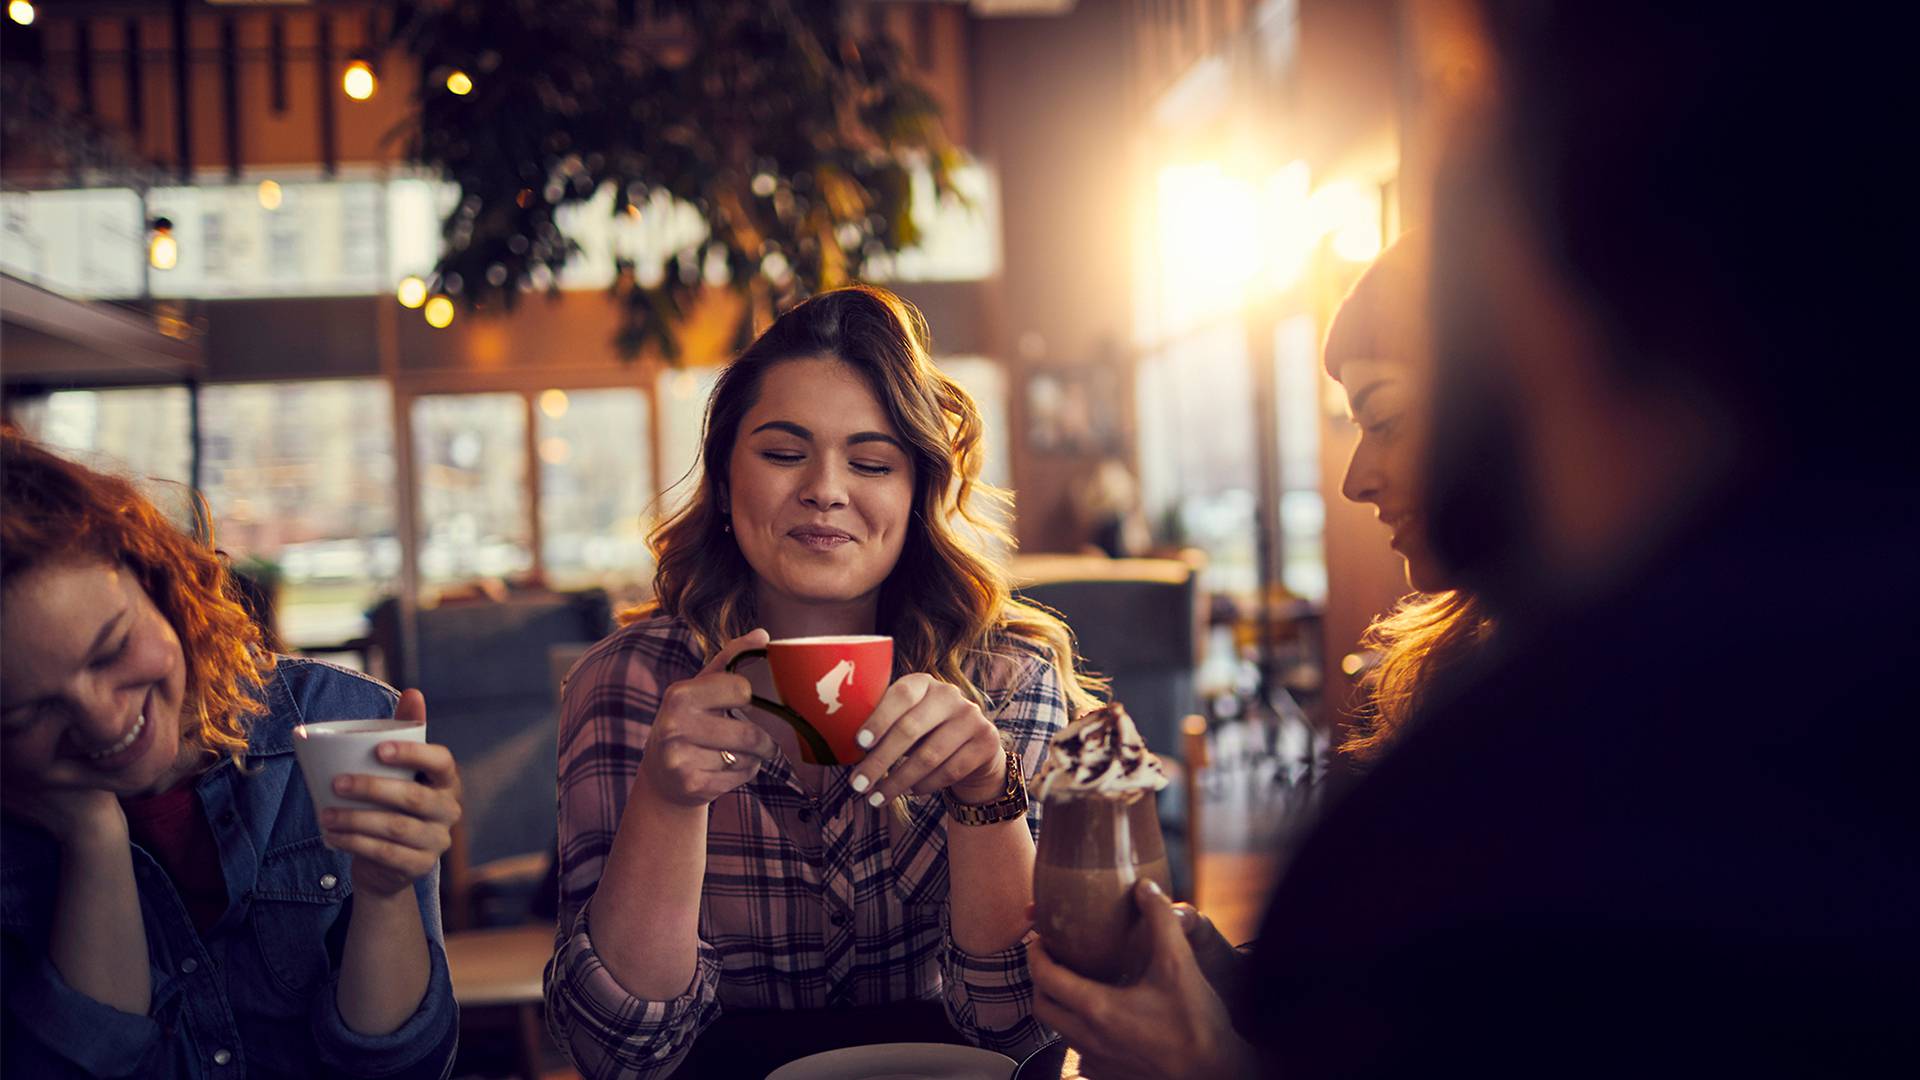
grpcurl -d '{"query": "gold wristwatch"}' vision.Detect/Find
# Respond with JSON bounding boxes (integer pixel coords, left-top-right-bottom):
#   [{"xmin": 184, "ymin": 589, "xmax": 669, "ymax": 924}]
[{"xmin": 942, "ymin": 750, "xmax": 1029, "ymax": 826}]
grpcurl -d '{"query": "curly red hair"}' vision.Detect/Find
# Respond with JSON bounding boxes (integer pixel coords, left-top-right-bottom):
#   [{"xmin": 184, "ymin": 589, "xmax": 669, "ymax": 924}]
[{"xmin": 1, "ymin": 427, "xmax": 272, "ymax": 761}]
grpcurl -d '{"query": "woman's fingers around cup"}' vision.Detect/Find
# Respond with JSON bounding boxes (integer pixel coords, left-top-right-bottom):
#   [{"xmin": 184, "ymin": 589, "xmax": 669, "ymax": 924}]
[
  {"xmin": 320, "ymin": 805, "xmax": 446, "ymax": 850},
  {"xmin": 322, "ymin": 829, "xmax": 440, "ymax": 881},
  {"xmin": 701, "ymin": 628, "xmax": 771, "ymax": 677},
  {"xmin": 850, "ymin": 677, "xmax": 959, "ymax": 796},
  {"xmin": 331, "ymin": 772, "xmax": 460, "ymax": 823},
  {"xmin": 877, "ymin": 722, "xmax": 980, "ymax": 802},
  {"xmin": 661, "ymin": 672, "xmax": 754, "ymax": 719},
  {"xmin": 852, "ymin": 675, "xmax": 936, "ymax": 756},
  {"xmin": 375, "ymin": 740, "xmax": 460, "ymax": 794}
]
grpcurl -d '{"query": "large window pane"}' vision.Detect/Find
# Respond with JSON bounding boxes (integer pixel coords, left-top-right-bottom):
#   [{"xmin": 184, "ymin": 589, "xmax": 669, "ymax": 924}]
[
  {"xmin": 199, "ymin": 380, "xmax": 398, "ymax": 648},
  {"xmin": 10, "ymin": 387, "xmax": 194, "ymax": 485},
  {"xmin": 536, "ymin": 388, "xmax": 653, "ymax": 590},
  {"xmin": 413, "ymin": 393, "xmax": 532, "ymax": 588},
  {"xmin": 937, "ymin": 357, "xmax": 1013, "ymax": 494},
  {"xmin": 1137, "ymin": 325, "xmax": 1260, "ymax": 601},
  {"xmin": 1274, "ymin": 316, "xmax": 1327, "ymax": 603},
  {"xmin": 656, "ymin": 366, "xmax": 723, "ymax": 518}
]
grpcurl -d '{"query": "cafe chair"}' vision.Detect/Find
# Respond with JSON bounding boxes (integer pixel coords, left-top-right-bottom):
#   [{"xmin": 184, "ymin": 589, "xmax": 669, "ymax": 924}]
[
  {"xmin": 435, "ymin": 634, "xmax": 599, "ymax": 1068},
  {"xmin": 443, "ymin": 923, "xmax": 557, "ymax": 1080},
  {"xmin": 1012, "ymin": 550, "xmax": 1207, "ymax": 897}
]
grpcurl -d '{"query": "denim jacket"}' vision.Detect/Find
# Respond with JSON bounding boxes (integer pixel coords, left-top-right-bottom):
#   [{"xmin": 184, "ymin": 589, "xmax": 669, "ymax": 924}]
[{"xmin": 1, "ymin": 658, "xmax": 459, "ymax": 1079}]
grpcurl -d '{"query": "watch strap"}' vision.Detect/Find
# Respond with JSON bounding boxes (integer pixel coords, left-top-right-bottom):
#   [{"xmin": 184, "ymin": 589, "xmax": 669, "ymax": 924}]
[{"xmin": 942, "ymin": 749, "xmax": 1029, "ymax": 826}]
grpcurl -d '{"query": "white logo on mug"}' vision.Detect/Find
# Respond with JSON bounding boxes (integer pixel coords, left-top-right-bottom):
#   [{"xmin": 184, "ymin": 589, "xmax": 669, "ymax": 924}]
[{"xmin": 815, "ymin": 659, "xmax": 856, "ymax": 715}]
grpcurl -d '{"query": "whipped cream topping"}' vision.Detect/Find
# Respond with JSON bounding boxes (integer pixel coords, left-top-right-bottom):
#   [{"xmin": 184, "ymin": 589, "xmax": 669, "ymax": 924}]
[{"xmin": 1032, "ymin": 702, "xmax": 1169, "ymax": 803}]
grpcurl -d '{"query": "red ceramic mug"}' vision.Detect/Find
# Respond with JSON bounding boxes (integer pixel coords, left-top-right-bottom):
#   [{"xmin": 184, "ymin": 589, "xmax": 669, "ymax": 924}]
[{"xmin": 727, "ymin": 635, "xmax": 893, "ymax": 765}]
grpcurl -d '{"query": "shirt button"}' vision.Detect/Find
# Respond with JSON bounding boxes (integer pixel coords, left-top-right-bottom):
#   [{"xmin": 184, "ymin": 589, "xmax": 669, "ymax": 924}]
[
  {"xmin": 180, "ymin": 958, "xmax": 199, "ymax": 974},
  {"xmin": 213, "ymin": 1049, "xmax": 233, "ymax": 1065},
  {"xmin": 319, "ymin": 873, "xmax": 339, "ymax": 890},
  {"xmin": 797, "ymin": 808, "xmax": 814, "ymax": 823},
  {"xmin": 828, "ymin": 910, "xmax": 848, "ymax": 928}
]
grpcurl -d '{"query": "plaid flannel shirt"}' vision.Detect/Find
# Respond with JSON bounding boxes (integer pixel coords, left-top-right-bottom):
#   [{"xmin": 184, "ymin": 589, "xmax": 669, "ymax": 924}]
[{"xmin": 544, "ymin": 614, "xmax": 1065, "ymax": 1079}]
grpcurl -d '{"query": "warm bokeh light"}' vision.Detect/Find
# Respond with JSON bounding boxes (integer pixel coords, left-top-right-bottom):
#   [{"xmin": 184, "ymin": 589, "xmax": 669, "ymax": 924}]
[
  {"xmin": 539, "ymin": 389, "xmax": 570, "ymax": 419},
  {"xmin": 396, "ymin": 276, "xmax": 428, "ymax": 308},
  {"xmin": 257, "ymin": 180, "xmax": 283, "ymax": 211},
  {"xmin": 1313, "ymin": 181, "xmax": 1384, "ymax": 263},
  {"xmin": 1259, "ymin": 161, "xmax": 1316, "ymax": 292},
  {"xmin": 1151, "ymin": 157, "xmax": 1387, "ymax": 318},
  {"xmin": 1156, "ymin": 162, "xmax": 1262, "ymax": 327},
  {"xmin": 423, "ymin": 296, "xmax": 455, "ymax": 328},
  {"xmin": 148, "ymin": 220, "xmax": 178, "ymax": 271},
  {"xmin": 342, "ymin": 60, "xmax": 377, "ymax": 101},
  {"xmin": 8, "ymin": 1, "xmax": 35, "ymax": 27},
  {"xmin": 446, "ymin": 70, "xmax": 473, "ymax": 96},
  {"xmin": 538, "ymin": 436, "xmax": 573, "ymax": 466}
]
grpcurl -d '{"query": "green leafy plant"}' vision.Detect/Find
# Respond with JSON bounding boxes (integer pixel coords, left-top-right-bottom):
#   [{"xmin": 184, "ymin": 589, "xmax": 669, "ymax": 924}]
[{"xmin": 392, "ymin": 0, "xmax": 961, "ymax": 361}]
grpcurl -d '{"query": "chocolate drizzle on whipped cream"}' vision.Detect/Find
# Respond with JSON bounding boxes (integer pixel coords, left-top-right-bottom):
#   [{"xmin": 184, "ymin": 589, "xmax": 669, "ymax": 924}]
[{"xmin": 1033, "ymin": 702, "xmax": 1169, "ymax": 803}]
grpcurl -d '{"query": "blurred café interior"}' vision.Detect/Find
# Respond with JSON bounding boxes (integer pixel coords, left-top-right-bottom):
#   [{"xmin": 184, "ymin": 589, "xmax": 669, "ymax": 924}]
[{"xmin": 5, "ymin": 0, "xmax": 1480, "ymax": 1073}]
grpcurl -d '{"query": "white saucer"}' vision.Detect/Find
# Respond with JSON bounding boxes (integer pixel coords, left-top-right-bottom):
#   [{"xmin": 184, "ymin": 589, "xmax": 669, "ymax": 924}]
[{"xmin": 765, "ymin": 1042, "xmax": 1018, "ymax": 1080}]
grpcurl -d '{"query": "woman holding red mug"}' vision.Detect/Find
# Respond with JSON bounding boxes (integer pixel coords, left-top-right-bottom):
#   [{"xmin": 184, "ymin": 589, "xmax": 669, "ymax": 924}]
[{"xmin": 546, "ymin": 285, "xmax": 1103, "ymax": 1078}]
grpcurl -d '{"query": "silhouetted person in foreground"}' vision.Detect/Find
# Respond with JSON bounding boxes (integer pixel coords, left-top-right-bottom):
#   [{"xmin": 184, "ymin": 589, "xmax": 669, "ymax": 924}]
[{"xmin": 1031, "ymin": 3, "xmax": 1916, "ymax": 1075}]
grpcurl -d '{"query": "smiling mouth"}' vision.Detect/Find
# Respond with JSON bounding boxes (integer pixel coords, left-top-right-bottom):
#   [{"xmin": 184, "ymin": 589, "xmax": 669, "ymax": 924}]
[
  {"xmin": 86, "ymin": 712, "xmax": 147, "ymax": 760},
  {"xmin": 788, "ymin": 527, "xmax": 855, "ymax": 550}
]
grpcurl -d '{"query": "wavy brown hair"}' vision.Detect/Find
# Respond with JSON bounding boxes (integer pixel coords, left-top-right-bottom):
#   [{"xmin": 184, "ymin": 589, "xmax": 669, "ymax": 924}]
[
  {"xmin": 638, "ymin": 284, "xmax": 1104, "ymax": 715},
  {"xmin": 1, "ymin": 427, "xmax": 272, "ymax": 763}
]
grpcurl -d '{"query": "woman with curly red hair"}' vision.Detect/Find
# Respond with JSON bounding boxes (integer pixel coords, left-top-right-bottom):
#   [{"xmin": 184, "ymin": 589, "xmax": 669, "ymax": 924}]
[{"xmin": 1, "ymin": 428, "xmax": 463, "ymax": 1079}]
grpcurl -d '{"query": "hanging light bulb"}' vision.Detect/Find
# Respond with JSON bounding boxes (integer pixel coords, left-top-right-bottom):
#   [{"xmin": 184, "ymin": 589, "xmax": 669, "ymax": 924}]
[
  {"xmin": 423, "ymin": 296, "xmax": 455, "ymax": 328},
  {"xmin": 148, "ymin": 218, "xmax": 178, "ymax": 271},
  {"xmin": 7, "ymin": 2, "xmax": 36, "ymax": 28},
  {"xmin": 396, "ymin": 276, "xmax": 428, "ymax": 309},
  {"xmin": 342, "ymin": 58, "xmax": 377, "ymax": 101},
  {"xmin": 257, "ymin": 179, "xmax": 283, "ymax": 211},
  {"xmin": 446, "ymin": 70, "xmax": 473, "ymax": 96}
]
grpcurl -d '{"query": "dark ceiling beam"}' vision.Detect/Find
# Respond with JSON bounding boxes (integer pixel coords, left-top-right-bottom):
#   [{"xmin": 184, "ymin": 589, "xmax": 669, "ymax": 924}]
[
  {"xmin": 169, "ymin": 0, "xmax": 191, "ymax": 179},
  {"xmin": 221, "ymin": 14, "xmax": 241, "ymax": 177}
]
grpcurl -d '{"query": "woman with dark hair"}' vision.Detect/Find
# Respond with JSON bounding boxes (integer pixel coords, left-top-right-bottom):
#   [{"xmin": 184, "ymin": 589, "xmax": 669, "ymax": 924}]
[
  {"xmin": 0, "ymin": 429, "xmax": 462, "ymax": 1079},
  {"xmin": 545, "ymin": 285, "xmax": 1100, "ymax": 1077},
  {"xmin": 1320, "ymin": 233, "xmax": 1494, "ymax": 760},
  {"xmin": 1025, "ymin": 234, "xmax": 1497, "ymax": 1077}
]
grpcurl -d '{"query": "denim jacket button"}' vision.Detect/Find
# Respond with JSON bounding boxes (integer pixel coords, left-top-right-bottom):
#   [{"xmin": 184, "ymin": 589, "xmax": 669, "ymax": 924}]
[
  {"xmin": 318, "ymin": 873, "xmax": 338, "ymax": 890},
  {"xmin": 213, "ymin": 1048, "xmax": 233, "ymax": 1065},
  {"xmin": 180, "ymin": 958, "xmax": 199, "ymax": 974}
]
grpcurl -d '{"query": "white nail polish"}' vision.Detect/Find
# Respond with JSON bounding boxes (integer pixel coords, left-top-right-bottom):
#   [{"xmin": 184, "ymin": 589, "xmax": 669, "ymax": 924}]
[
  {"xmin": 856, "ymin": 730, "xmax": 875, "ymax": 749},
  {"xmin": 867, "ymin": 792, "xmax": 885, "ymax": 808},
  {"xmin": 850, "ymin": 774, "xmax": 870, "ymax": 793}
]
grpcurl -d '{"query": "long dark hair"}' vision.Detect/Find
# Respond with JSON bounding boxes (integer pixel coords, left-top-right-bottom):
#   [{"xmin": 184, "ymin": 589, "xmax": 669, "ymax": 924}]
[{"xmin": 640, "ymin": 285, "xmax": 1103, "ymax": 714}]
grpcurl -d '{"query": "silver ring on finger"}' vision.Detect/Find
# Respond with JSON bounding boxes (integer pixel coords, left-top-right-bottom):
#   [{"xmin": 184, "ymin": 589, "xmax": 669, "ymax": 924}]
[{"xmin": 719, "ymin": 749, "xmax": 739, "ymax": 769}]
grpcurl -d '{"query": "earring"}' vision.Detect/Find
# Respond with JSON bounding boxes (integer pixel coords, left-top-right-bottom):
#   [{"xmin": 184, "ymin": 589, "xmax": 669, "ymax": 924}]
[{"xmin": 723, "ymin": 519, "xmax": 732, "ymax": 533}]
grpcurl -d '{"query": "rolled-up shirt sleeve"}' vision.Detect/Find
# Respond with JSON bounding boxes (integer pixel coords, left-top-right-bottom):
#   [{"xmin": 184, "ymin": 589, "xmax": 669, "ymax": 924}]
[
  {"xmin": 1, "ymin": 944, "xmax": 169, "ymax": 1078},
  {"xmin": 938, "ymin": 650, "xmax": 1066, "ymax": 1058},
  {"xmin": 546, "ymin": 898, "xmax": 724, "ymax": 1079},
  {"xmin": 544, "ymin": 634, "xmax": 722, "ymax": 1080},
  {"xmin": 308, "ymin": 868, "xmax": 460, "ymax": 1080}
]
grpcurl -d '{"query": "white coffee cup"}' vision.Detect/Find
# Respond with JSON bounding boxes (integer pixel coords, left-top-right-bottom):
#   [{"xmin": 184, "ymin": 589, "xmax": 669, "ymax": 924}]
[{"xmin": 292, "ymin": 718, "xmax": 427, "ymax": 815}]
